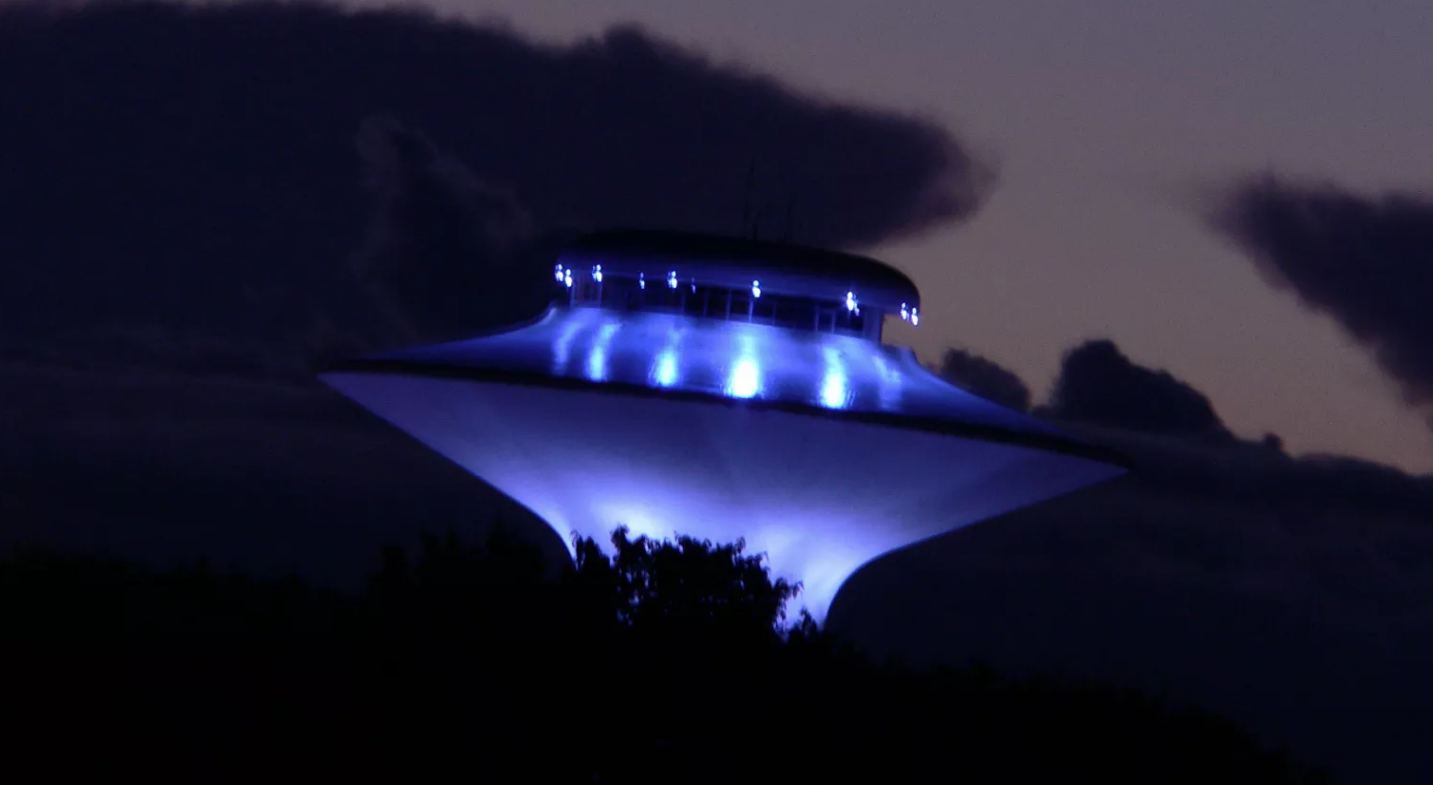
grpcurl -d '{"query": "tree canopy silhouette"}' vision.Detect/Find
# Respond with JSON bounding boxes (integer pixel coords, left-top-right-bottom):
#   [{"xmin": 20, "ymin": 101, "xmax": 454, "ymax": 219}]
[{"xmin": 0, "ymin": 525, "xmax": 1327, "ymax": 784}]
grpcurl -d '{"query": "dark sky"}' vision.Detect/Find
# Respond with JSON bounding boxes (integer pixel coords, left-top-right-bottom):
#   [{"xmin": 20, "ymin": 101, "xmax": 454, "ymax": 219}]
[
  {"xmin": 434, "ymin": 0, "xmax": 1433, "ymax": 474},
  {"xmin": 3, "ymin": 2, "xmax": 1433, "ymax": 784}
]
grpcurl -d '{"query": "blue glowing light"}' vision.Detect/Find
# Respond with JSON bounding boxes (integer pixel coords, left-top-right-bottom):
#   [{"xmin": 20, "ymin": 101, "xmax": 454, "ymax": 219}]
[
  {"xmin": 845, "ymin": 291, "xmax": 858, "ymax": 313},
  {"xmin": 586, "ymin": 322, "xmax": 620, "ymax": 381},
  {"xmin": 653, "ymin": 350, "xmax": 678, "ymax": 387},
  {"xmin": 650, "ymin": 326, "xmax": 682, "ymax": 387},
  {"xmin": 586, "ymin": 349, "xmax": 606, "ymax": 381},
  {"xmin": 723, "ymin": 332, "xmax": 763, "ymax": 399},
  {"xmin": 871, "ymin": 352, "xmax": 903, "ymax": 410},
  {"xmin": 900, "ymin": 302, "xmax": 909, "ymax": 321},
  {"xmin": 911, "ymin": 307, "xmax": 919, "ymax": 326},
  {"xmin": 726, "ymin": 359, "xmax": 760, "ymax": 399},
  {"xmin": 550, "ymin": 311, "xmax": 585, "ymax": 374},
  {"xmin": 752, "ymin": 279, "xmax": 761, "ymax": 299},
  {"xmin": 667, "ymin": 270, "xmax": 678, "ymax": 289},
  {"xmin": 564, "ymin": 270, "xmax": 573, "ymax": 288},
  {"xmin": 554, "ymin": 264, "xmax": 565, "ymax": 282},
  {"xmin": 639, "ymin": 273, "xmax": 646, "ymax": 289},
  {"xmin": 593, "ymin": 264, "xmax": 603, "ymax": 283},
  {"xmin": 819, "ymin": 347, "xmax": 849, "ymax": 409}
]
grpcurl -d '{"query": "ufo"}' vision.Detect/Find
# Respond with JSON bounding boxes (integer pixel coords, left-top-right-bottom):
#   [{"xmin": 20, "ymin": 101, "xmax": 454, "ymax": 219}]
[{"xmin": 320, "ymin": 229, "xmax": 1128, "ymax": 622}]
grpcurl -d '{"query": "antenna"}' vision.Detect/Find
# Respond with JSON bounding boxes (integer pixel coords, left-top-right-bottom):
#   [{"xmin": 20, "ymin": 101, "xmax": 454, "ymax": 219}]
[{"xmin": 741, "ymin": 159, "xmax": 756, "ymax": 236}]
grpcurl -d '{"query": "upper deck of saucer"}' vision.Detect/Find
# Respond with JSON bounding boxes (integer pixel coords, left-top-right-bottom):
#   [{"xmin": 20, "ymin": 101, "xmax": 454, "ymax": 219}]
[{"xmin": 558, "ymin": 229, "xmax": 921, "ymax": 311}]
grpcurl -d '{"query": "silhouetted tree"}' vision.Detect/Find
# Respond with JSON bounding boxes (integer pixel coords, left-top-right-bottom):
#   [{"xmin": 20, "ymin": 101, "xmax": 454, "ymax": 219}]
[
  {"xmin": 0, "ymin": 526, "xmax": 1330, "ymax": 784},
  {"xmin": 579, "ymin": 526, "xmax": 797, "ymax": 638}
]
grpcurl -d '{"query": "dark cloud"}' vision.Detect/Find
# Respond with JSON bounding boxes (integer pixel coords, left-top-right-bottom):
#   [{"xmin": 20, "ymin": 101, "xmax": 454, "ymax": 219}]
[
  {"xmin": 858, "ymin": 338, "xmax": 1430, "ymax": 782},
  {"xmin": 0, "ymin": 362, "xmax": 566, "ymax": 587},
  {"xmin": 1211, "ymin": 175, "xmax": 1433, "ymax": 418},
  {"xmin": 3, "ymin": 328, "xmax": 1430, "ymax": 783},
  {"xmin": 347, "ymin": 115, "xmax": 561, "ymax": 346},
  {"xmin": 932, "ymin": 347, "xmax": 1032, "ymax": 412},
  {"xmin": 0, "ymin": 324, "xmax": 314, "ymax": 382},
  {"xmin": 0, "ymin": 0, "xmax": 989, "ymax": 565},
  {"xmin": 834, "ymin": 420, "xmax": 1433, "ymax": 785},
  {"xmin": 0, "ymin": 0, "xmax": 991, "ymax": 584},
  {"xmin": 1, "ymin": 5, "xmax": 1427, "ymax": 782},
  {"xmin": 0, "ymin": 0, "xmax": 987, "ymax": 376},
  {"xmin": 1039, "ymin": 339, "xmax": 1236, "ymax": 441}
]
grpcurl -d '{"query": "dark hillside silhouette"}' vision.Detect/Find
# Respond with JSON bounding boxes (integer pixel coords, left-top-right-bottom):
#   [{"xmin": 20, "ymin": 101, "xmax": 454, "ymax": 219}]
[{"xmin": 1, "ymin": 526, "xmax": 1326, "ymax": 784}]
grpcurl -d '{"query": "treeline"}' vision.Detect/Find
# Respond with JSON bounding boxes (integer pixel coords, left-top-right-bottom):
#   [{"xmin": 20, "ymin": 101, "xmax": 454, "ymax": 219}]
[{"xmin": 0, "ymin": 526, "xmax": 1327, "ymax": 784}]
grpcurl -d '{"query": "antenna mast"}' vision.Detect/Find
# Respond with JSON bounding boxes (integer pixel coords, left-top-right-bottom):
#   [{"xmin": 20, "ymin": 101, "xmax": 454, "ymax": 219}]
[
  {"xmin": 741, "ymin": 159, "xmax": 756, "ymax": 237},
  {"xmin": 782, "ymin": 190, "xmax": 797, "ymax": 243}
]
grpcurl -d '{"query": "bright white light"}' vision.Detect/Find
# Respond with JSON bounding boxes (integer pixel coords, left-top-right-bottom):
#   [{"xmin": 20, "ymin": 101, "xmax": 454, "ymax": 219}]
[
  {"xmin": 650, "ymin": 328, "xmax": 682, "ymax": 387},
  {"xmin": 653, "ymin": 350, "xmax": 678, "ymax": 387},
  {"xmin": 667, "ymin": 270, "xmax": 678, "ymax": 289},
  {"xmin": 900, "ymin": 303, "xmax": 909, "ymax": 321},
  {"xmin": 752, "ymin": 280, "xmax": 761, "ymax": 299},
  {"xmin": 564, "ymin": 271, "xmax": 573, "ymax": 287},
  {"xmin": 554, "ymin": 264, "xmax": 565, "ymax": 282},
  {"xmin": 820, "ymin": 347, "xmax": 849, "ymax": 409},
  {"xmin": 726, "ymin": 358, "xmax": 760, "ymax": 399},
  {"xmin": 820, "ymin": 374, "xmax": 847, "ymax": 409},
  {"xmin": 593, "ymin": 264, "xmax": 603, "ymax": 283},
  {"xmin": 845, "ymin": 291, "xmax": 858, "ymax": 312},
  {"xmin": 911, "ymin": 307, "xmax": 919, "ymax": 326},
  {"xmin": 587, "ymin": 349, "xmax": 605, "ymax": 381},
  {"xmin": 725, "ymin": 332, "xmax": 762, "ymax": 399},
  {"xmin": 639, "ymin": 273, "xmax": 646, "ymax": 289}
]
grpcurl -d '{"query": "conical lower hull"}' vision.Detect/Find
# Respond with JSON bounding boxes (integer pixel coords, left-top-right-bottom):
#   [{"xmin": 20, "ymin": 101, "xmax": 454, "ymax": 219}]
[{"xmin": 321, "ymin": 311, "xmax": 1125, "ymax": 621}]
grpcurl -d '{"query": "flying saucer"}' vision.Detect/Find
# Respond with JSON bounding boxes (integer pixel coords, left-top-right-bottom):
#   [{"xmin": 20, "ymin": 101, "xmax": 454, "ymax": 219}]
[{"xmin": 321, "ymin": 229, "xmax": 1128, "ymax": 621}]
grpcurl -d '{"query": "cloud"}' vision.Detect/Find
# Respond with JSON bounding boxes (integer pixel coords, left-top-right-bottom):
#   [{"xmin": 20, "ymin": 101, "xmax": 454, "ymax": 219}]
[
  {"xmin": 932, "ymin": 347, "xmax": 1032, "ymax": 412},
  {"xmin": 0, "ymin": 362, "xmax": 566, "ymax": 586},
  {"xmin": 348, "ymin": 115, "xmax": 558, "ymax": 346},
  {"xmin": 2, "ymin": 310, "xmax": 1429, "ymax": 783},
  {"xmin": 1039, "ymin": 339, "xmax": 1236, "ymax": 441},
  {"xmin": 0, "ymin": 0, "xmax": 992, "ymax": 585},
  {"xmin": 2, "ymin": 5, "xmax": 1426, "ymax": 780},
  {"xmin": 1210, "ymin": 175, "xmax": 1433, "ymax": 419},
  {"xmin": 834, "ymin": 417, "xmax": 1433, "ymax": 785},
  {"xmin": 860, "ymin": 338, "xmax": 1430, "ymax": 781},
  {"xmin": 0, "ymin": 0, "xmax": 994, "ymax": 571},
  {"xmin": 0, "ymin": 0, "xmax": 988, "ymax": 377}
]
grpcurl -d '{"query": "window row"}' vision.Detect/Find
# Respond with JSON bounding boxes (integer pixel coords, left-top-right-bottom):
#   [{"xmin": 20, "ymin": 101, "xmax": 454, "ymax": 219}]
[{"xmin": 563, "ymin": 276, "xmax": 879, "ymax": 338}]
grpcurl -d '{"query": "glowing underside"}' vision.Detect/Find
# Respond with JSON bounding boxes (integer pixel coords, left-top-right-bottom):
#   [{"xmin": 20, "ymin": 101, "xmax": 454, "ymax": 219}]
[{"xmin": 321, "ymin": 308, "xmax": 1126, "ymax": 622}]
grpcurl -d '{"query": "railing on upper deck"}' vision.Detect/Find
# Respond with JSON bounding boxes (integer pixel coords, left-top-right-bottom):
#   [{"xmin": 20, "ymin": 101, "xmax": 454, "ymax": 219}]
[{"xmin": 557, "ymin": 267, "xmax": 886, "ymax": 340}]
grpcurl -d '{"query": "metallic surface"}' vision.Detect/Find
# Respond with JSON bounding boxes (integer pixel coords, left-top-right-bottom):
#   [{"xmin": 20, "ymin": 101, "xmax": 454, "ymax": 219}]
[{"xmin": 321, "ymin": 306, "xmax": 1127, "ymax": 621}]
